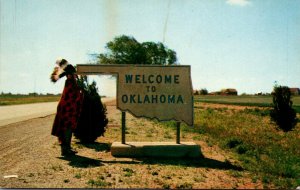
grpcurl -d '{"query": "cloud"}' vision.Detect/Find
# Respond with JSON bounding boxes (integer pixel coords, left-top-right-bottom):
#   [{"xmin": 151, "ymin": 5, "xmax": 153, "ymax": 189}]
[{"xmin": 226, "ymin": 0, "xmax": 251, "ymax": 7}]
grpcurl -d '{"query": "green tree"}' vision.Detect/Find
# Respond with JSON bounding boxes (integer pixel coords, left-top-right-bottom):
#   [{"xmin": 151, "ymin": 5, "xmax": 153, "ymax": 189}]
[
  {"xmin": 270, "ymin": 85, "xmax": 297, "ymax": 132},
  {"xmin": 97, "ymin": 35, "xmax": 177, "ymax": 65}
]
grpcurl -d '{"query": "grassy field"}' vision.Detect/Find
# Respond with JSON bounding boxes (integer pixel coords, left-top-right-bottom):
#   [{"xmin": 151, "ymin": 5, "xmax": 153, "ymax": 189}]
[
  {"xmin": 0, "ymin": 94, "xmax": 61, "ymax": 106},
  {"xmin": 172, "ymin": 100, "xmax": 300, "ymax": 188},
  {"xmin": 195, "ymin": 95, "xmax": 300, "ymax": 113}
]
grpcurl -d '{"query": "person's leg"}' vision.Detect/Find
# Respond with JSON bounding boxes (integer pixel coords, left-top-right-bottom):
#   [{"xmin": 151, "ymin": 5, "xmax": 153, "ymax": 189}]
[{"xmin": 61, "ymin": 128, "xmax": 76, "ymax": 156}]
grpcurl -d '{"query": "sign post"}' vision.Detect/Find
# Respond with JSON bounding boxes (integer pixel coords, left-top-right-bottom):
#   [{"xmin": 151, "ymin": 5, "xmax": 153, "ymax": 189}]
[
  {"xmin": 77, "ymin": 64, "xmax": 202, "ymax": 158},
  {"xmin": 121, "ymin": 111, "xmax": 126, "ymax": 144},
  {"xmin": 176, "ymin": 122, "xmax": 181, "ymax": 144}
]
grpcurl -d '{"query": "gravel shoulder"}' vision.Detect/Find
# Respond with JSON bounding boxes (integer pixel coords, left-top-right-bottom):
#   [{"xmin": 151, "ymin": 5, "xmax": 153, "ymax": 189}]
[{"xmin": 0, "ymin": 101, "xmax": 263, "ymax": 188}]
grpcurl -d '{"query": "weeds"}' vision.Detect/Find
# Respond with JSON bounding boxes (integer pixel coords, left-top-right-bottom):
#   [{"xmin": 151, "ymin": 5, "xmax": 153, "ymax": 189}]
[
  {"xmin": 146, "ymin": 133, "xmax": 153, "ymax": 137},
  {"xmin": 228, "ymin": 170, "xmax": 243, "ymax": 178},
  {"xmin": 87, "ymin": 178, "xmax": 111, "ymax": 187},
  {"xmin": 130, "ymin": 131, "xmax": 138, "ymax": 135},
  {"xmin": 123, "ymin": 168, "xmax": 134, "ymax": 177},
  {"xmin": 151, "ymin": 171, "xmax": 159, "ymax": 176},
  {"xmin": 192, "ymin": 135, "xmax": 202, "ymax": 141},
  {"xmin": 49, "ymin": 164, "xmax": 63, "ymax": 171},
  {"xmin": 163, "ymin": 131, "xmax": 173, "ymax": 139},
  {"xmin": 193, "ymin": 176, "xmax": 205, "ymax": 182},
  {"xmin": 176, "ymin": 182, "xmax": 193, "ymax": 189},
  {"xmin": 162, "ymin": 183, "xmax": 171, "ymax": 189},
  {"xmin": 162, "ymin": 175, "xmax": 172, "ymax": 180},
  {"xmin": 74, "ymin": 173, "xmax": 81, "ymax": 179},
  {"xmin": 224, "ymin": 137, "xmax": 243, "ymax": 149},
  {"xmin": 163, "ymin": 102, "xmax": 300, "ymax": 188},
  {"xmin": 242, "ymin": 108, "xmax": 270, "ymax": 117}
]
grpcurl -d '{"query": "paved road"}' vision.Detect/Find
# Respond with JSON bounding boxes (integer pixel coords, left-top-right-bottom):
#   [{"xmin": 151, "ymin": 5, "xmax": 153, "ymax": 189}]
[{"xmin": 0, "ymin": 97, "xmax": 115, "ymax": 127}]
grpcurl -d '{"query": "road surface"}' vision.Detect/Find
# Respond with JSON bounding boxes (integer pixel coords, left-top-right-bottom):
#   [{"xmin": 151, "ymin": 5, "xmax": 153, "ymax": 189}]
[{"xmin": 0, "ymin": 97, "xmax": 115, "ymax": 127}]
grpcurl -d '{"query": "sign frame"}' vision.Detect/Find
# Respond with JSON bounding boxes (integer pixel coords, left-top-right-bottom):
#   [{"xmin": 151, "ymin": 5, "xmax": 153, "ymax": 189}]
[{"xmin": 77, "ymin": 64, "xmax": 194, "ymax": 126}]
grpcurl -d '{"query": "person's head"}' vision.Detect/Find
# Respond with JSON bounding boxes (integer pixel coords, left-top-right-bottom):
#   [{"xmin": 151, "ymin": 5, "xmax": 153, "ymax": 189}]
[
  {"xmin": 51, "ymin": 58, "xmax": 69, "ymax": 82},
  {"xmin": 56, "ymin": 58, "xmax": 68, "ymax": 67}
]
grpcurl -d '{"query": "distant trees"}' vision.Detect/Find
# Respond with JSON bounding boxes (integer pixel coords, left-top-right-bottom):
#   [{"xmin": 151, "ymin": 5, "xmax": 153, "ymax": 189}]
[
  {"xmin": 270, "ymin": 85, "xmax": 297, "ymax": 132},
  {"xmin": 193, "ymin": 89, "xmax": 208, "ymax": 95},
  {"xmin": 97, "ymin": 35, "xmax": 177, "ymax": 65},
  {"xmin": 199, "ymin": 88, "xmax": 208, "ymax": 95}
]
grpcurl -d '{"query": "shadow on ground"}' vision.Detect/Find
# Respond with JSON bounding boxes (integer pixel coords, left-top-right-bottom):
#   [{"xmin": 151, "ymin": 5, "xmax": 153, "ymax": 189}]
[
  {"xmin": 62, "ymin": 142, "xmax": 242, "ymax": 171},
  {"xmin": 101, "ymin": 157, "xmax": 243, "ymax": 171},
  {"xmin": 75, "ymin": 142, "xmax": 111, "ymax": 152},
  {"xmin": 59, "ymin": 155, "xmax": 103, "ymax": 168}
]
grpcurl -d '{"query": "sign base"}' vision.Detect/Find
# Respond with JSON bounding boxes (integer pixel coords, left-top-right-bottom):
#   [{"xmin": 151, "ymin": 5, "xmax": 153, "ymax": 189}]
[{"xmin": 111, "ymin": 142, "xmax": 202, "ymax": 158}]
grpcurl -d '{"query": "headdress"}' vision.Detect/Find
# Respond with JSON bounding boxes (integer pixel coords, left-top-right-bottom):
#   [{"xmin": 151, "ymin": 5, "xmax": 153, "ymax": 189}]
[{"xmin": 50, "ymin": 58, "xmax": 73, "ymax": 82}]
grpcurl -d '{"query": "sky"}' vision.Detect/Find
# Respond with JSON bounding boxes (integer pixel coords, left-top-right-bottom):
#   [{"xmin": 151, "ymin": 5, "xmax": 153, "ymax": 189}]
[{"xmin": 0, "ymin": 0, "xmax": 299, "ymax": 96}]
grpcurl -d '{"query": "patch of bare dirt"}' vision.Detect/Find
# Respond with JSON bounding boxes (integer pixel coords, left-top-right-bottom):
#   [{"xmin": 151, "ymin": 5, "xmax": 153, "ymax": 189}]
[{"xmin": 0, "ymin": 100, "xmax": 263, "ymax": 188}]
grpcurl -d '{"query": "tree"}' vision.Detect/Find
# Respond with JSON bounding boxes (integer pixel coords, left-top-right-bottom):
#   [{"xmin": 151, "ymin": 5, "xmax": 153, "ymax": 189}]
[
  {"xmin": 199, "ymin": 88, "xmax": 208, "ymax": 95},
  {"xmin": 97, "ymin": 35, "xmax": 177, "ymax": 65},
  {"xmin": 270, "ymin": 85, "xmax": 297, "ymax": 132}
]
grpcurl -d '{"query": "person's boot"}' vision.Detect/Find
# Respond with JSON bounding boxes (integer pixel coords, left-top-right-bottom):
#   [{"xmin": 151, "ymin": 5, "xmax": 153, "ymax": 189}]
[
  {"xmin": 66, "ymin": 145, "xmax": 78, "ymax": 154},
  {"xmin": 62, "ymin": 129, "xmax": 77, "ymax": 156},
  {"xmin": 61, "ymin": 128, "xmax": 77, "ymax": 156},
  {"xmin": 61, "ymin": 144, "xmax": 76, "ymax": 156}
]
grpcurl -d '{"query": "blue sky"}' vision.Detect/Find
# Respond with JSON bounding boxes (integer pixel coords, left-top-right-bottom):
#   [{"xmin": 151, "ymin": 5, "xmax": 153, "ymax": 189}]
[{"xmin": 0, "ymin": 0, "xmax": 299, "ymax": 96}]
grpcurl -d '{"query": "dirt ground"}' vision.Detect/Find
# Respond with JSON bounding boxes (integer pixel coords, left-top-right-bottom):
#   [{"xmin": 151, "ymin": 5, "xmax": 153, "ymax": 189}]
[{"xmin": 0, "ymin": 100, "xmax": 263, "ymax": 189}]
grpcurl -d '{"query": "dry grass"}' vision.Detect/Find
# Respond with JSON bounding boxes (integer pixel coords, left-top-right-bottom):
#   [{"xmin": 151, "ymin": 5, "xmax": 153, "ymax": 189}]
[
  {"xmin": 0, "ymin": 103, "xmax": 264, "ymax": 189},
  {"xmin": 0, "ymin": 95, "xmax": 60, "ymax": 105},
  {"xmin": 4, "ymin": 98, "xmax": 298, "ymax": 188}
]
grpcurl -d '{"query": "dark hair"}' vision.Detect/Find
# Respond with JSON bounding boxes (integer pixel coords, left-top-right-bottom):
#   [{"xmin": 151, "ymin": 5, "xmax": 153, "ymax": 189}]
[
  {"xmin": 59, "ymin": 64, "xmax": 76, "ymax": 78},
  {"xmin": 59, "ymin": 59, "xmax": 68, "ymax": 67},
  {"xmin": 64, "ymin": 64, "xmax": 76, "ymax": 74}
]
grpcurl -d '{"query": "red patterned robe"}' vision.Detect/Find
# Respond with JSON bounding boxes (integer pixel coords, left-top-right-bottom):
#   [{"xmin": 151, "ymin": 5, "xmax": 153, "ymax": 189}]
[{"xmin": 51, "ymin": 74, "xmax": 83, "ymax": 142}]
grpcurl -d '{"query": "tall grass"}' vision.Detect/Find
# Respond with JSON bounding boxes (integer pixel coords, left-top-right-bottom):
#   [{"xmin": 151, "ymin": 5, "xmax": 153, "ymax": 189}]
[{"xmin": 174, "ymin": 104, "xmax": 300, "ymax": 188}]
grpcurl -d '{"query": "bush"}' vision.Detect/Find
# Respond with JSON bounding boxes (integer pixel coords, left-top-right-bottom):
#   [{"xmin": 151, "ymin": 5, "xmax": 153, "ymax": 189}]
[
  {"xmin": 74, "ymin": 76, "xmax": 108, "ymax": 143},
  {"xmin": 270, "ymin": 85, "xmax": 297, "ymax": 132}
]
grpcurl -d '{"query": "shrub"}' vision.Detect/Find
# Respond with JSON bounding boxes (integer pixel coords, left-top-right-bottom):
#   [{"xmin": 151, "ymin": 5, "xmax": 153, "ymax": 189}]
[
  {"xmin": 270, "ymin": 85, "xmax": 297, "ymax": 132},
  {"xmin": 74, "ymin": 76, "xmax": 108, "ymax": 142}
]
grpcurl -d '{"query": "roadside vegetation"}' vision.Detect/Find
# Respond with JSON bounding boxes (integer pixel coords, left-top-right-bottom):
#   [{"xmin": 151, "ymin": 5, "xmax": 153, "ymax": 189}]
[
  {"xmin": 2, "ymin": 93, "xmax": 299, "ymax": 188},
  {"xmin": 175, "ymin": 98, "xmax": 300, "ymax": 188},
  {"xmin": 0, "ymin": 93, "xmax": 61, "ymax": 105},
  {"xmin": 270, "ymin": 85, "xmax": 298, "ymax": 132}
]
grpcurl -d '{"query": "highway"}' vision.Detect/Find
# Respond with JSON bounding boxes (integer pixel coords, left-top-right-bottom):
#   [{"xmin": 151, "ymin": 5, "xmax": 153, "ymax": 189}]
[{"xmin": 0, "ymin": 97, "xmax": 114, "ymax": 127}]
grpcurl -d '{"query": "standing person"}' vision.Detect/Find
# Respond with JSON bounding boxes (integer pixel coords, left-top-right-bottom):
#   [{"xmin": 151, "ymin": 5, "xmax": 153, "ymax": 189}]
[{"xmin": 50, "ymin": 58, "xmax": 83, "ymax": 156}]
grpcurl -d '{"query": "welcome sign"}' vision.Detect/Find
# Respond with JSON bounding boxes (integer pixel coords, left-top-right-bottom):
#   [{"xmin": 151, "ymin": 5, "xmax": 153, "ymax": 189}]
[{"xmin": 77, "ymin": 64, "xmax": 194, "ymax": 126}]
